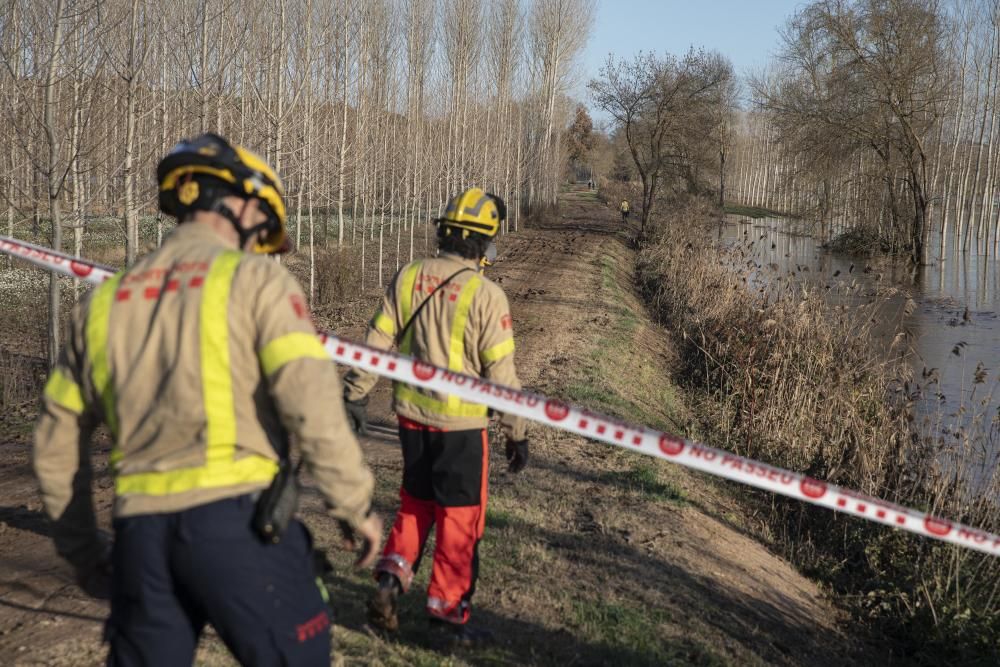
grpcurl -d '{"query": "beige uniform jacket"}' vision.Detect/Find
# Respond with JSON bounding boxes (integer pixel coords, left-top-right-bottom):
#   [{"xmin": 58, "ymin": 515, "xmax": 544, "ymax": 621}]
[
  {"xmin": 343, "ymin": 253, "xmax": 527, "ymax": 440},
  {"xmin": 34, "ymin": 223, "xmax": 373, "ymax": 570}
]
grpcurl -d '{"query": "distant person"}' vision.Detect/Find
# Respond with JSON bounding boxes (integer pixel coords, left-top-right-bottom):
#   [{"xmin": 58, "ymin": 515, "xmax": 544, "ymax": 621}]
[
  {"xmin": 32, "ymin": 132, "xmax": 381, "ymax": 666},
  {"xmin": 343, "ymin": 187, "xmax": 528, "ymax": 645},
  {"xmin": 620, "ymin": 199, "xmax": 630, "ymax": 223}
]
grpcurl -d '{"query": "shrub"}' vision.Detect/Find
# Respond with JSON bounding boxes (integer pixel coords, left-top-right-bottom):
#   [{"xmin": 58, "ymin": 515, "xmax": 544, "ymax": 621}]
[{"xmin": 637, "ymin": 196, "xmax": 1000, "ymax": 662}]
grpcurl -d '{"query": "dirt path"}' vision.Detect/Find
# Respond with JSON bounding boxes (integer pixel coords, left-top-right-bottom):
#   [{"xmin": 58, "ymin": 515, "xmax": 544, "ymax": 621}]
[{"xmin": 0, "ymin": 188, "xmax": 866, "ymax": 665}]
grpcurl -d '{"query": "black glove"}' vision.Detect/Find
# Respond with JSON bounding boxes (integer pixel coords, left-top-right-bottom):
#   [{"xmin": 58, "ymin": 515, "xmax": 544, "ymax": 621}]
[
  {"xmin": 76, "ymin": 560, "xmax": 112, "ymax": 599},
  {"xmin": 505, "ymin": 439, "xmax": 529, "ymax": 474},
  {"xmin": 336, "ymin": 515, "xmax": 382, "ymax": 568},
  {"xmin": 73, "ymin": 531, "xmax": 112, "ymax": 600},
  {"xmin": 344, "ymin": 394, "xmax": 369, "ymax": 436}
]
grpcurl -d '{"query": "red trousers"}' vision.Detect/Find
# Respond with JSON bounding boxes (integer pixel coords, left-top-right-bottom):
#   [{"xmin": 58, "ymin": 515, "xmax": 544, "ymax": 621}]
[{"xmin": 374, "ymin": 418, "xmax": 488, "ymax": 624}]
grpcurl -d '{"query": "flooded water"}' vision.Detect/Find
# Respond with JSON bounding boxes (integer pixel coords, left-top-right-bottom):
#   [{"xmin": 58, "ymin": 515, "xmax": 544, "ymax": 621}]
[{"xmin": 719, "ymin": 215, "xmax": 1000, "ymax": 437}]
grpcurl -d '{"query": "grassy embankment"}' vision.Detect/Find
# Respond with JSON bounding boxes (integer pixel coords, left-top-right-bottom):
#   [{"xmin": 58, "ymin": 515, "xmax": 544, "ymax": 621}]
[
  {"xmin": 311, "ymin": 216, "xmax": 712, "ymax": 666},
  {"xmin": 562, "ymin": 255, "xmax": 690, "ymax": 506},
  {"xmin": 593, "ymin": 186, "xmax": 791, "ymax": 222},
  {"xmin": 722, "ymin": 203, "xmax": 793, "ymax": 219},
  {"xmin": 636, "ymin": 196, "xmax": 1000, "ymax": 664}
]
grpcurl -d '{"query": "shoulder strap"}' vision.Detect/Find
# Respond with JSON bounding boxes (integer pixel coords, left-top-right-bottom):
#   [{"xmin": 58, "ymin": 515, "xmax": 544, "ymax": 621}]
[{"xmin": 395, "ymin": 266, "xmax": 474, "ymax": 347}]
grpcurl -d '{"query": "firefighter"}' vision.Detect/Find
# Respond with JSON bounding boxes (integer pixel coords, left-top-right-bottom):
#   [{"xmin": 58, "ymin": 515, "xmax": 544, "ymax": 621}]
[
  {"xmin": 619, "ymin": 199, "xmax": 630, "ymax": 223},
  {"xmin": 33, "ymin": 133, "xmax": 382, "ymax": 666},
  {"xmin": 342, "ymin": 187, "xmax": 528, "ymax": 643}
]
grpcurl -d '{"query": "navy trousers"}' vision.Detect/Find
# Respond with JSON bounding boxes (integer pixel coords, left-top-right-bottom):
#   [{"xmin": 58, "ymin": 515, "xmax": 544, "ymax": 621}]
[{"xmin": 106, "ymin": 494, "xmax": 331, "ymax": 667}]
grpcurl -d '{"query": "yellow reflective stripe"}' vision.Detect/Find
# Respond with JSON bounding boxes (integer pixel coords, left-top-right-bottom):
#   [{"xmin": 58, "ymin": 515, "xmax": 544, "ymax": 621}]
[
  {"xmin": 316, "ymin": 576, "xmax": 330, "ymax": 605},
  {"xmin": 373, "ymin": 311, "xmax": 395, "ymax": 337},
  {"xmin": 481, "ymin": 338, "xmax": 515, "ymax": 364},
  {"xmin": 115, "ymin": 454, "xmax": 278, "ymax": 496},
  {"xmin": 397, "ymin": 262, "xmax": 422, "ymax": 354},
  {"xmin": 160, "ymin": 165, "xmax": 235, "ymax": 190},
  {"xmin": 87, "ymin": 273, "xmax": 122, "ymax": 440},
  {"xmin": 259, "ymin": 332, "xmax": 328, "ymax": 377},
  {"xmin": 398, "ymin": 262, "xmax": 421, "ymax": 323},
  {"xmin": 394, "ymin": 384, "xmax": 489, "ymax": 418},
  {"xmin": 44, "ymin": 369, "xmax": 84, "ymax": 414},
  {"xmin": 115, "ymin": 250, "xmax": 281, "ymax": 498},
  {"xmin": 448, "ymin": 275, "xmax": 480, "ymax": 372},
  {"xmin": 234, "ymin": 145, "xmax": 283, "ymax": 190},
  {"xmin": 201, "ymin": 251, "xmax": 242, "ymax": 459},
  {"xmin": 444, "ymin": 276, "xmax": 481, "ymax": 412},
  {"xmin": 392, "ymin": 267, "xmax": 482, "ymax": 416}
]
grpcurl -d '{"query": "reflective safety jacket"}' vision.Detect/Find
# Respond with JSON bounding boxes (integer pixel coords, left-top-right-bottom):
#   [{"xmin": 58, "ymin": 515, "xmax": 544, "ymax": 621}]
[
  {"xmin": 34, "ymin": 223, "xmax": 373, "ymax": 569},
  {"xmin": 343, "ymin": 253, "xmax": 527, "ymax": 440},
  {"xmin": 620, "ymin": 200, "xmax": 630, "ymax": 213}
]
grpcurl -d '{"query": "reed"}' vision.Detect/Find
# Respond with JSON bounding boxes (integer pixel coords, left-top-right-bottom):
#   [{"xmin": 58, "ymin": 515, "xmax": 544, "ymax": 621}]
[{"xmin": 637, "ymin": 197, "xmax": 1000, "ymax": 662}]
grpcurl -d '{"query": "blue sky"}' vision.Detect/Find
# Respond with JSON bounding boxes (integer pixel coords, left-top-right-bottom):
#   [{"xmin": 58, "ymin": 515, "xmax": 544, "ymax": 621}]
[{"xmin": 578, "ymin": 0, "xmax": 806, "ymax": 123}]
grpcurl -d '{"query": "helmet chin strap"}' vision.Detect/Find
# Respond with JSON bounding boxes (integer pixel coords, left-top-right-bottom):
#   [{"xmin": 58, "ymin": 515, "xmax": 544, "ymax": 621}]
[{"xmin": 213, "ymin": 199, "xmax": 270, "ymax": 250}]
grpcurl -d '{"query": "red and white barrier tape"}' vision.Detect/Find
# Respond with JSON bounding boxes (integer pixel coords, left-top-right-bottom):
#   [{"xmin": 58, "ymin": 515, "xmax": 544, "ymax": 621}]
[{"xmin": 3, "ymin": 235, "xmax": 999, "ymax": 557}]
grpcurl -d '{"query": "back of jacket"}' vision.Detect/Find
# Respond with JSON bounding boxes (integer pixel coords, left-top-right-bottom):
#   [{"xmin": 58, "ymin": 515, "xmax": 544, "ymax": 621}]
[
  {"xmin": 35, "ymin": 223, "xmax": 372, "ymax": 532},
  {"xmin": 344, "ymin": 253, "xmax": 526, "ymax": 440}
]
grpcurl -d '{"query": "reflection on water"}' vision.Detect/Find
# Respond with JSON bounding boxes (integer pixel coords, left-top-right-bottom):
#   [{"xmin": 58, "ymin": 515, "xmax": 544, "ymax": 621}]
[{"xmin": 719, "ymin": 215, "xmax": 1000, "ymax": 436}]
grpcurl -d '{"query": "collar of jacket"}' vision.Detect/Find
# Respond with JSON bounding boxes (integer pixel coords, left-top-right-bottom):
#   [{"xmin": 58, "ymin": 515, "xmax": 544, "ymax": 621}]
[
  {"xmin": 438, "ymin": 252, "xmax": 481, "ymax": 271},
  {"xmin": 168, "ymin": 220, "xmax": 239, "ymax": 249}
]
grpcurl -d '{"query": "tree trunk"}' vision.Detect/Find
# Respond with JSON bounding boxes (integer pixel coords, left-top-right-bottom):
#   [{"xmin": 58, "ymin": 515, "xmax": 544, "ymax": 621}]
[
  {"xmin": 337, "ymin": 0, "xmax": 350, "ymax": 247},
  {"xmin": 718, "ymin": 146, "xmax": 725, "ymax": 207},
  {"xmin": 70, "ymin": 60, "xmax": 83, "ymax": 301},
  {"xmin": 123, "ymin": 0, "xmax": 143, "ymax": 267},
  {"xmin": 942, "ymin": 35, "xmax": 971, "ymax": 255},
  {"xmin": 44, "ymin": 0, "xmax": 68, "ymax": 366}
]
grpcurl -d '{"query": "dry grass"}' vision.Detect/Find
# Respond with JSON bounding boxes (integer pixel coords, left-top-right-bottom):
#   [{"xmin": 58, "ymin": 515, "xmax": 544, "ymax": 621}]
[
  {"xmin": 0, "ymin": 349, "xmax": 45, "ymax": 410},
  {"xmin": 824, "ymin": 225, "xmax": 892, "ymax": 255},
  {"xmin": 595, "ymin": 181, "xmax": 638, "ymax": 211},
  {"xmin": 637, "ymin": 196, "xmax": 1000, "ymax": 663}
]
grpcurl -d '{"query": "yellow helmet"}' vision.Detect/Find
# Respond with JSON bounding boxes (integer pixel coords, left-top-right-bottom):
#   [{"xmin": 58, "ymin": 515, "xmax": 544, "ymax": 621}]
[
  {"xmin": 436, "ymin": 188, "xmax": 505, "ymax": 238},
  {"xmin": 157, "ymin": 133, "xmax": 289, "ymax": 254}
]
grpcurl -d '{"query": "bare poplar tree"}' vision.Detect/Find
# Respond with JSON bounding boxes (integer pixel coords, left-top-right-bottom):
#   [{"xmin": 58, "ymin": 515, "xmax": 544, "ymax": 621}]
[
  {"xmin": 43, "ymin": 0, "xmax": 69, "ymax": 364},
  {"xmin": 101, "ymin": 0, "xmax": 154, "ymax": 266},
  {"xmin": 0, "ymin": 0, "xmax": 588, "ymax": 358},
  {"xmin": 746, "ymin": 0, "xmax": 953, "ymax": 263},
  {"xmin": 589, "ymin": 49, "xmax": 735, "ymax": 233},
  {"xmin": 529, "ymin": 0, "xmax": 594, "ymax": 208}
]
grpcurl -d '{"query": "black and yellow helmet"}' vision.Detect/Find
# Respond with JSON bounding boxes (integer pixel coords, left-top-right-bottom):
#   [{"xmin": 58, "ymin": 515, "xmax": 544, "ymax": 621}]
[
  {"xmin": 157, "ymin": 133, "xmax": 289, "ymax": 254},
  {"xmin": 436, "ymin": 188, "xmax": 505, "ymax": 239}
]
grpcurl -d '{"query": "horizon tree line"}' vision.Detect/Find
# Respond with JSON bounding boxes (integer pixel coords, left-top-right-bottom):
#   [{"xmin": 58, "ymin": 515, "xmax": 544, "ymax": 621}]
[
  {"xmin": 0, "ymin": 0, "xmax": 595, "ymax": 364},
  {"xmin": 728, "ymin": 0, "xmax": 1000, "ymax": 264}
]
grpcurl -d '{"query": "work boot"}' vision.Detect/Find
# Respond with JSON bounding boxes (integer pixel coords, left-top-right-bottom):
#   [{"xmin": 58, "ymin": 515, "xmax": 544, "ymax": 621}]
[
  {"xmin": 428, "ymin": 618, "xmax": 495, "ymax": 647},
  {"xmin": 367, "ymin": 573, "xmax": 401, "ymax": 632}
]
